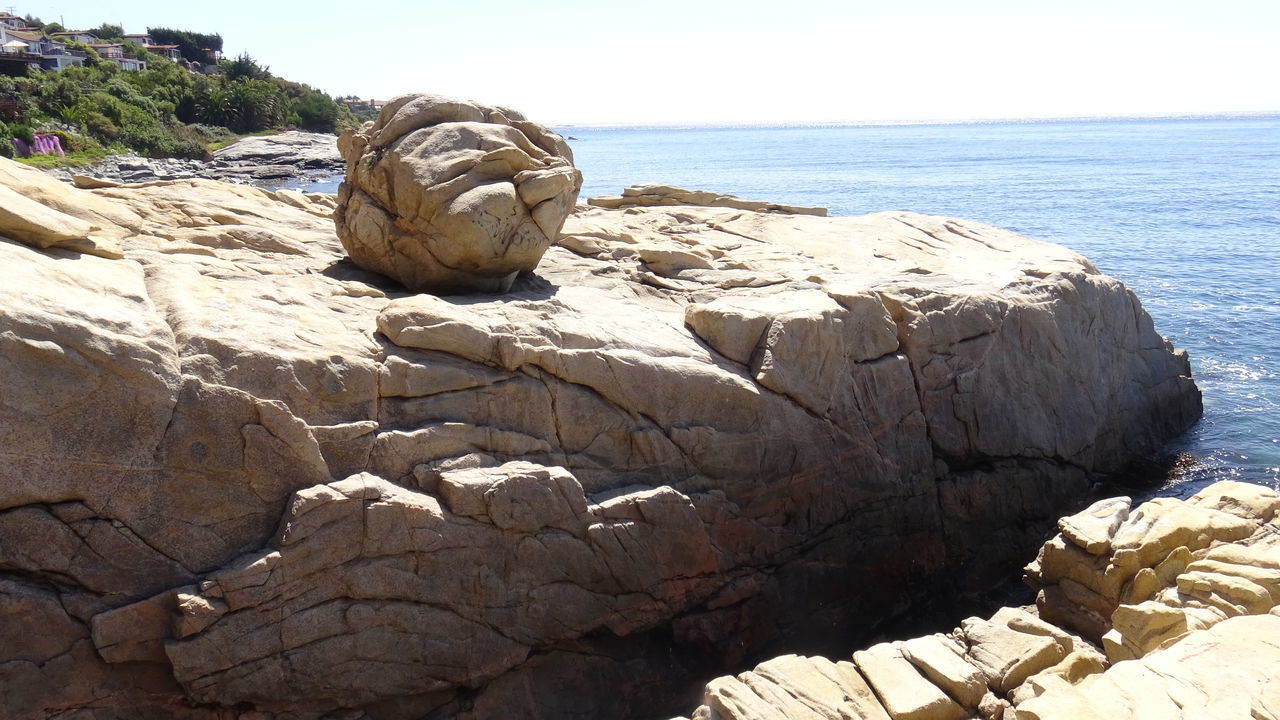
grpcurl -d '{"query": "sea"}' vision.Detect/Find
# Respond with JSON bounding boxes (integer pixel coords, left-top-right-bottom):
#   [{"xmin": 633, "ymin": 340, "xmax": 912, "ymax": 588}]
[{"xmin": 287, "ymin": 116, "xmax": 1280, "ymax": 498}]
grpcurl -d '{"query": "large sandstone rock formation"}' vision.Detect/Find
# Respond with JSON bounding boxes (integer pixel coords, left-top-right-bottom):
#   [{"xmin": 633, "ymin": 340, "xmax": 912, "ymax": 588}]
[
  {"xmin": 0, "ymin": 153, "xmax": 1200, "ymax": 719},
  {"xmin": 334, "ymin": 94, "xmax": 583, "ymax": 293},
  {"xmin": 687, "ymin": 481, "xmax": 1280, "ymax": 720}
]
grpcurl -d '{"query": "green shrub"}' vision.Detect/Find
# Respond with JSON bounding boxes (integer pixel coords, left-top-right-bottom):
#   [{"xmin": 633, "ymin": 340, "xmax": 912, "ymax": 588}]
[
  {"xmin": 65, "ymin": 104, "xmax": 121, "ymax": 141},
  {"xmin": 171, "ymin": 122, "xmax": 235, "ymax": 145},
  {"xmin": 148, "ymin": 27, "xmax": 223, "ymax": 63},
  {"xmin": 7, "ymin": 122, "xmax": 33, "ymax": 144},
  {"xmin": 103, "ymin": 78, "xmax": 162, "ymax": 118},
  {"xmin": 220, "ymin": 53, "xmax": 270, "ymax": 82},
  {"xmin": 37, "ymin": 73, "xmax": 84, "ymax": 113},
  {"xmin": 293, "ymin": 91, "xmax": 340, "ymax": 133},
  {"xmin": 44, "ymin": 128, "xmax": 81, "ymax": 152},
  {"xmin": 88, "ymin": 24, "xmax": 125, "ymax": 42}
]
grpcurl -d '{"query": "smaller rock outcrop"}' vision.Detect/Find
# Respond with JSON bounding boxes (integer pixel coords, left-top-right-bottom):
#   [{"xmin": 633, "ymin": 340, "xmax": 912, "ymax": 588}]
[
  {"xmin": 211, "ymin": 130, "xmax": 344, "ymax": 170},
  {"xmin": 685, "ymin": 480, "xmax": 1280, "ymax": 720},
  {"xmin": 335, "ymin": 94, "xmax": 583, "ymax": 293},
  {"xmin": 588, "ymin": 183, "xmax": 827, "ymax": 216}
]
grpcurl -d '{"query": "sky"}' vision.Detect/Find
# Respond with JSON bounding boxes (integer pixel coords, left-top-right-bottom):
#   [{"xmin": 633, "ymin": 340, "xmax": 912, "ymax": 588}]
[{"xmin": 14, "ymin": 0, "xmax": 1280, "ymax": 125}]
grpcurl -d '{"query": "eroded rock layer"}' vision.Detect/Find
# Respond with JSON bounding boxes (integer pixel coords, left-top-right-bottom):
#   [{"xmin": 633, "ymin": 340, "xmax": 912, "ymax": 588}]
[
  {"xmin": 0, "ymin": 155, "xmax": 1200, "ymax": 719},
  {"xmin": 686, "ymin": 481, "xmax": 1280, "ymax": 720}
]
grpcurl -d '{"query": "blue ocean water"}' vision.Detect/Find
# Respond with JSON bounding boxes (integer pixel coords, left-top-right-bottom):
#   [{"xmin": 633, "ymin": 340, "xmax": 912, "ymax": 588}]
[{"xmin": 290, "ymin": 117, "xmax": 1280, "ymax": 496}]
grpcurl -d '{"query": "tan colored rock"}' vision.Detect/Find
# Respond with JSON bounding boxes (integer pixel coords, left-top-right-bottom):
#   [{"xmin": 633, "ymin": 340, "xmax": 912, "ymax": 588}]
[
  {"xmin": 1009, "ymin": 649, "xmax": 1107, "ymax": 704},
  {"xmin": 0, "ymin": 155, "xmax": 145, "ymax": 233},
  {"xmin": 1103, "ymin": 601, "xmax": 1192, "ymax": 661},
  {"xmin": 334, "ymin": 93, "xmax": 582, "ymax": 292},
  {"xmin": 900, "ymin": 634, "xmax": 988, "ymax": 708},
  {"xmin": 589, "ymin": 183, "xmax": 828, "ymax": 216},
  {"xmin": 1016, "ymin": 614, "xmax": 1280, "ymax": 720},
  {"xmin": 1202, "ymin": 541, "xmax": 1280, "ymax": 571},
  {"xmin": 0, "ymin": 182, "xmax": 121, "ymax": 258},
  {"xmin": 1109, "ymin": 497, "xmax": 1255, "ymax": 571},
  {"xmin": 961, "ymin": 614, "xmax": 1068, "ymax": 694},
  {"xmin": 978, "ymin": 691, "xmax": 1011, "ymax": 720},
  {"xmin": 1028, "ymin": 481, "xmax": 1273, "ymax": 649},
  {"xmin": 687, "ymin": 486, "xmax": 1279, "ymax": 720},
  {"xmin": 1057, "ymin": 496, "xmax": 1130, "ymax": 555},
  {"xmin": 732, "ymin": 655, "xmax": 893, "ymax": 720},
  {"xmin": 1187, "ymin": 479, "xmax": 1280, "ymax": 522},
  {"xmin": 703, "ymin": 659, "xmax": 892, "ymax": 720},
  {"xmin": 163, "ymin": 469, "xmax": 725, "ymax": 706},
  {"xmin": 854, "ymin": 643, "xmax": 967, "ymax": 720},
  {"xmin": 71, "ymin": 173, "xmax": 122, "ymax": 189},
  {"xmin": 1034, "ymin": 585, "xmax": 1110, "ymax": 643},
  {"xmin": 1121, "ymin": 544, "xmax": 1192, "ymax": 604}
]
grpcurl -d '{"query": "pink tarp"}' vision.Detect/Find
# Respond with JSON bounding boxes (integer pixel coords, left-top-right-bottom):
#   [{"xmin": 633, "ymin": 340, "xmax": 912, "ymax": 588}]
[{"xmin": 11, "ymin": 133, "xmax": 65, "ymax": 158}]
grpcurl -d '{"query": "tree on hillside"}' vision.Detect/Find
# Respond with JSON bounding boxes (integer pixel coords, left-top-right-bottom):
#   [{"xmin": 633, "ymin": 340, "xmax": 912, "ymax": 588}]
[
  {"xmin": 293, "ymin": 92, "xmax": 339, "ymax": 133},
  {"xmin": 148, "ymin": 28, "xmax": 224, "ymax": 63},
  {"xmin": 220, "ymin": 53, "xmax": 270, "ymax": 82},
  {"xmin": 88, "ymin": 24, "xmax": 125, "ymax": 41}
]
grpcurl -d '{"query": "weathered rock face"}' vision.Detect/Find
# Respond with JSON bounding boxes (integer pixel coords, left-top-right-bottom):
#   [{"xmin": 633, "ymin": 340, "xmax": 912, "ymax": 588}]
[
  {"xmin": 688, "ymin": 481, "xmax": 1280, "ymax": 720},
  {"xmin": 334, "ymin": 94, "xmax": 583, "ymax": 293},
  {"xmin": 0, "ymin": 153, "xmax": 1200, "ymax": 720}
]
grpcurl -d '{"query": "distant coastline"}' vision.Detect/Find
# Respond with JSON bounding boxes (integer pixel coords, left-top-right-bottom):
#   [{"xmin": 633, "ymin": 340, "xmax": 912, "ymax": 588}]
[{"xmin": 554, "ymin": 110, "xmax": 1280, "ymax": 132}]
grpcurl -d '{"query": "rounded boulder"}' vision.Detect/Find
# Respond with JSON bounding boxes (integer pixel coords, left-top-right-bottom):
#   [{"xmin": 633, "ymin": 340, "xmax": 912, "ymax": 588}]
[{"xmin": 335, "ymin": 94, "xmax": 582, "ymax": 293}]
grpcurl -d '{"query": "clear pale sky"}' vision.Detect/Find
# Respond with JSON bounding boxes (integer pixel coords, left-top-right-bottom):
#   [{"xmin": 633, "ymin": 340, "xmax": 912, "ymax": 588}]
[{"xmin": 15, "ymin": 0, "xmax": 1280, "ymax": 125}]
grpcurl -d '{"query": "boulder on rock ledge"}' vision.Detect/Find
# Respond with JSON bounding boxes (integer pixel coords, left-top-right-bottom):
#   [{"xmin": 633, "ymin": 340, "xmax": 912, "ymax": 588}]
[{"xmin": 334, "ymin": 93, "xmax": 583, "ymax": 293}]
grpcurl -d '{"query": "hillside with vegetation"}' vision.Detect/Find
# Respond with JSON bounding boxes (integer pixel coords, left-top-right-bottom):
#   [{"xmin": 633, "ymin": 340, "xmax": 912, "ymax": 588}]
[{"xmin": 0, "ymin": 15, "xmax": 375, "ymax": 164}]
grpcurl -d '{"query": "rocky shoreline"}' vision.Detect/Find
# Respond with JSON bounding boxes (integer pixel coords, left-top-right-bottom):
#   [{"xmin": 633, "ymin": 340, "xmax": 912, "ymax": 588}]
[
  {"xmin": 41, "ymin": 130, "xmax": 343, "ymax": 186},
  {"xmin": 0, "ymin": 96, "xmax": 1222, "ymax": 720}
]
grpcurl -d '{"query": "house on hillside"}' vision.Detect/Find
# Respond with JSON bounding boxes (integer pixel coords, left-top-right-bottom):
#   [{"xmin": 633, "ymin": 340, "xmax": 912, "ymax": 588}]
[
  {"xmin": 145, "ymin": 44, "xmax": 181, "ymax": 61},
  {"xmin": 51, "ymin": 30, "xmax": 99, "ymax": 44},
  {"xmin": 88, "ymin": 43, "xmax": 146, "ymax": 71},
  {"xmin": 122, "ymin": 32, "xmax": 152, "ymax": 46},
  {"xmin": 0, "ymin": 12, "xmax": 29, "ymax": 30},
  {"xmin": 0, "ymin": 27, "xmax": 86, "ymax": 70}
]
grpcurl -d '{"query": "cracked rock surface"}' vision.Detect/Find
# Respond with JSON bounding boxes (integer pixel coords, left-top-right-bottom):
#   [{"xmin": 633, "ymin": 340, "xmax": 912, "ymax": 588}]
[
  {"xmin": 334, "ymin": 94, "xmax": 583, "ymax": 294},
  {"xmin": 0, "ymin": 153, "xmax": 1200, "ymax": 719}
]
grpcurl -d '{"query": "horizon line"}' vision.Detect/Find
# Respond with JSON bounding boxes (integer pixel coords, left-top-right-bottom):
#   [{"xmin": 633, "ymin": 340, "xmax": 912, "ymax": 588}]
[{"xmin": 549, "ymin": 109, "xmax": 1280, "ymax": 131}]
